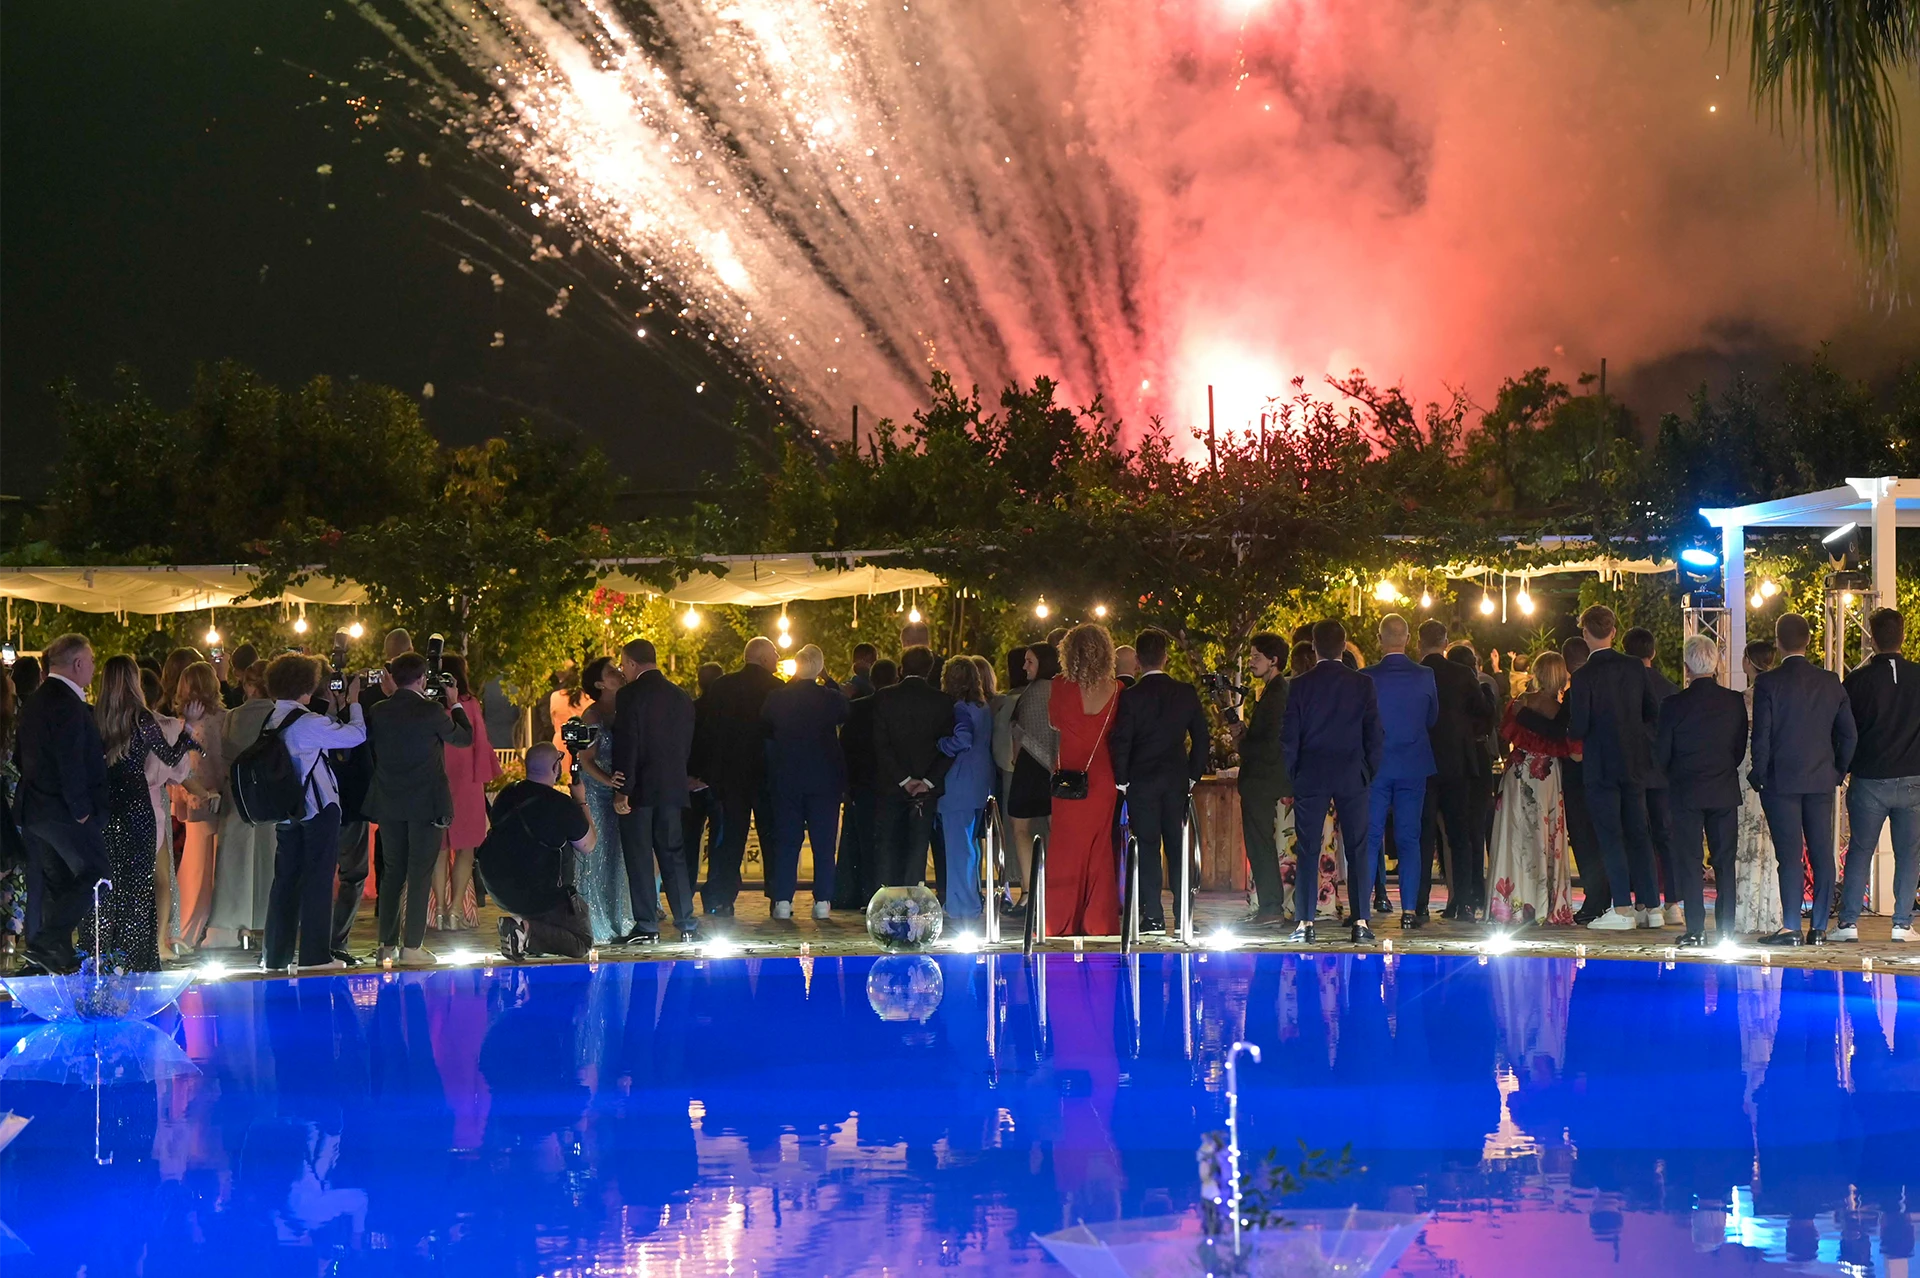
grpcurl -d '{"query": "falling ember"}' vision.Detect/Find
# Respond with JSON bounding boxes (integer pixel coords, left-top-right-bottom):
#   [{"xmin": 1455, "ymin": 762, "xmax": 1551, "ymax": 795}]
[{"xmin": 364, "ymin": 0, "xmax": 1906, "ymax": 438}]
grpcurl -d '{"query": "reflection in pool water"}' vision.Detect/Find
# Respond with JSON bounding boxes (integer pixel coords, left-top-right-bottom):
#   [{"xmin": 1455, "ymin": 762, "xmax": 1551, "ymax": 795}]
[{"xmin": 1, "ymin": 952, "xmax": 1916, "ymax": 1275}]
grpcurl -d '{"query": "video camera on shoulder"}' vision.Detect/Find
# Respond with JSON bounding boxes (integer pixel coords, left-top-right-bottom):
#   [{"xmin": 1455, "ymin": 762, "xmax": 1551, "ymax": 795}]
[
  {"xmin": 560, "ymin": 716, "xmax": 600, "ymax": 783},
  {"xmin": 423, "ymin": 633, "xmax": 457, "ymax": 702}
]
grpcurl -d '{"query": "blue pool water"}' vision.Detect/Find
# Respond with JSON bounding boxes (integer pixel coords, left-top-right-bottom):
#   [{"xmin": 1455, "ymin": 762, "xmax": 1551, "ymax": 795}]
[{"xmin": 1, "ymin": 952, "xmax": 1915, "ymax": 1276}]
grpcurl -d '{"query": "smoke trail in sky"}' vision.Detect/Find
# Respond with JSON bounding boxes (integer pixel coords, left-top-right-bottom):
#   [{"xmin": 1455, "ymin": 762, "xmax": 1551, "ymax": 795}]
[{"xmin": 369, "ymin": 0, "xmax": 1915, "ymax": 437}]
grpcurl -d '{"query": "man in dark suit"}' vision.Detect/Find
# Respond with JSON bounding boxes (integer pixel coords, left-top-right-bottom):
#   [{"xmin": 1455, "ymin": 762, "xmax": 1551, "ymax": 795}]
[
  {"xmin": 1568, "ymin": 605, "xmax": 1664, "ymax": 931},
  {"xmin": 329, "ymin": 626, "xmax": 411, "ymax": 964},
  {"xmin": 1654, "ymin": 635, "xmax": 1748, "ymax": 944},
  {"xmin": 1836, "ymin": 608, "xmax": 1920, "ymax": 943},
  {"xmin": 1110, "ymin": 627, "xmax": 1210, "ymax": 932},
  {"xmin": 1281, "ymin": 619, "xmax": 1384, "ymax": 944},
  {"xmin": 1232, "ymin": 633, "xmax": 1291, "ymax": 925},
  {"xmin": 1559, "ymin": 635, "xmax": 1610, "ymax": 921},
  {"xmin": 835, "ymin": 658, "xmax": 897, "ymax": 909},
  {"xmin": 872, "ymin": 645, "xmax": 955, "ymax": 887},
  {"xmin": 680, "ymin": 661, "xmax": 726, "ymax": 898},
  {"xmin": 1625, "ymin": 627, "xmax": 1683, "ymax": 925},
  {"xmin": 1363, "ymin": 615, "xmax": 1437, "ymax": 927},
  {"xmin": 694, "ymin": 637, "xmax": 782, "ymax": 916},
  {"xmin": 14, "ymin": 633, "xmax": 107, "ymax": 974},
  {"xmin": 1414, "ymin": 621, "xmax": 1493, "ymax": 925},
  {"xmin": 1751, "ymin": 611, "xmax": 1858, "ymax": 945},
  {"xmin": 364, "ymin": 649, "xmax": 473, "ymax": 962},
  {"xmin": 762, "ymin": 644, "xmax": 849, "ymax": 920},
  {"xmin": 612, "ymin": 637, "xmax": 700, "ymax": 941}
]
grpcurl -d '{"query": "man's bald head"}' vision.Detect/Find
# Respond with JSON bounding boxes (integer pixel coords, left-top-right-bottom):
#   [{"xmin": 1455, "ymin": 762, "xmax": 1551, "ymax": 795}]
[{"xmin": 525, "ymin": 743, "xmax": 564, "ymax": 785}]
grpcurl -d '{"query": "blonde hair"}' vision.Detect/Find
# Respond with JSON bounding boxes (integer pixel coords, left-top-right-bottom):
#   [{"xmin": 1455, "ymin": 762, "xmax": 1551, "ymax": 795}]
[
  {"xmin": 970, "ymin": 654, "xmax": 997, "ymax": 699},
  {"xmin": 158, "ymin": 646, "xmax": 202, "ymax": 714},
  {"xmin": 1531, "ymin": 651, "xmax": 1569, "ymax": 697},
  {"xmin": 941, "ymin": 654, "xmax": 983, "ymax": 703},
  {"xmin": 175, "ymin": 661, "xmax": 222, "ymax": 719},
  {"xmin": 1060, "ymin": 623, "xmax": 1116, "ymax": 689},
  {"xmin": 96, "ymin": 655, "xmax": 149, "ymax": 765}
]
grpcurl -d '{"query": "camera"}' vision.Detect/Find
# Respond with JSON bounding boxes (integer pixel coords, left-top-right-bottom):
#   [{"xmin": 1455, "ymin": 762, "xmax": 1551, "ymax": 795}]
[
  {"xmin": 327, "ymin": 633, "xmax": 350, "ymax": 695},
  {"xmin": 560, "ymin": 716, "xmax": 600, "ymax": 783},
  {"xmin": 423, "ymin": 633, "xmax": 457, "ymax": 702},
  {"xmin": 1198, "ymin": 670, "xmax": 1251, "ymax": 722}
]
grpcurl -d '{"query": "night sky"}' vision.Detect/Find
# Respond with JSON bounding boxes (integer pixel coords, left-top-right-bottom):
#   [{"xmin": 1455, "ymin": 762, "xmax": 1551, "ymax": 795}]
[{"xmin": 2, "ymin": 1, "xmax": 746, "ymax": 501}]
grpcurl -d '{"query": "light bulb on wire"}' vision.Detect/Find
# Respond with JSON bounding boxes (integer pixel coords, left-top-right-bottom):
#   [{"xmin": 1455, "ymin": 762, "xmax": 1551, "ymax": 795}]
[
  {"xmin": 1093, "ymin": 604, "xmax": 1108, "ymax": 619},
  {"xmin": 1478, "ymin": 594, "xmax": 1496, "ymax": 617},
  {"xmin": 293, "ymin": 616, "xmax": 309, "ymax": 635},
  {"xmin": 776, "ymin": 612, "xmax": 791, "ymax": 633},
  {"xmin": 1516, "ymin": 588, "xmax": 1534, "ymax": 617},
  {"xmin": 1751, "ymin": 591, "xmax": 1765, "ymax": 609},
  {"xmin": 1419, "ymin": 590, "xmax": 1433, "ymax": 610},
  {"xmin": 1034, "ymin": 599, "xmax": 1051, "ymax": 620},
  {"xmin": 205, "ymin": 626, "xmax": 221, "ymax": 646},
  {"xmin": 907, "ymin": 605, "xmax": 922, "ymax": 624},
  {"xmin": 776, "ymin": 631, "xmax": 793, "ymax": 649},
  {"xmin": 347, "ymin": 621, "xmax": 365, "ymax": 640},
  {"xmin": 681, "ymin": 606, "xmax": 702, "ymax": 630}
]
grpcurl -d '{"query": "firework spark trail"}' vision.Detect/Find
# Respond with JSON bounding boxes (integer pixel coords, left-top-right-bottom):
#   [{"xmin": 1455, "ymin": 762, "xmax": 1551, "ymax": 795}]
[{"xmin": 368, "ymin": 0, "xmax": 1909, "ymax": 440}]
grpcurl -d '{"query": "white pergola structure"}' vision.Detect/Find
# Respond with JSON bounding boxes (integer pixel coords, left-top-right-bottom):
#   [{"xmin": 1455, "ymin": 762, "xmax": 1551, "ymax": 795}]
[{"xmin": 1700, "ymin": 477, "xmax": 1919, "ymax": 689}]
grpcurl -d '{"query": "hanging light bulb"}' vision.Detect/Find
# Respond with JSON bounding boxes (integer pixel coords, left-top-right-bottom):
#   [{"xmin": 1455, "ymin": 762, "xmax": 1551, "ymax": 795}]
[
  {"xmin": 1751, "ymin": 591, "xmax": 1765, "ymax": 609},
  {"xmin": 776, "ymin": 611, "xmax": 791, "ymax": 633},
  {"xmin": 1761, "ymin": 579, "xmax": 1780, "ymax": 598},
  {"xmin": 1034, "ymin": 599, "xmax": 1051, "ymax": 620},
  {"xmin": 1478, "ymin": 593, "xmax": 1497, "ymax": 616},
  {"xmin": 1419, "ymin": 590, "xmax": 1433, "ymax": 610},
  {"xmin": 1516, "ymin": 585, "xmax": 1535, "ymax": 617},
  {"xmin": 907, "ymin": 604, "xmax": 923, "ymax": 624},
  {"xmin": 205, "ymin": 625, "xmax": 221, "ymax": 645},
  {"xmin": 1093, "ymin": 604, "xmax": 1109, "ymax": 619},
  {"xmin": 681, "ymin": 605, "xmax": 702, "ymax": 630},
  {"xmin": 293, "ymin": 616, "xmax": 309, "ymax": 635},
  {"xmin": 776, "ymin": 631, "xmax": 793, "ymax": 649},
  {"xmin": 1372, "ymin": 579, "xmax": 1400, "ymax": 604}
]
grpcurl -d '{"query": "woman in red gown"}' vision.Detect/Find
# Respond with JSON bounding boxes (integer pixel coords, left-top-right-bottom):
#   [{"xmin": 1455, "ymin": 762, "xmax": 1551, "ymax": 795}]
[{"xmin": 1046, "ymin": 624, "xmax": 1121, "ymax": 937}]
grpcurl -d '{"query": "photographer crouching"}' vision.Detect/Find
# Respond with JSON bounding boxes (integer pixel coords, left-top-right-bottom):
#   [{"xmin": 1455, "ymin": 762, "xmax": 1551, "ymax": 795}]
[{"xmin": 482, "ymin": 744, "xmax": 595, "ymax": 960}]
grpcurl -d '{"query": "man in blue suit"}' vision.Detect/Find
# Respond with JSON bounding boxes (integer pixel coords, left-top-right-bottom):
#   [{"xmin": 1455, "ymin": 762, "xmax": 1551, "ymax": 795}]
[
  {"xmin": 1282, "ymin": 619, "xmax": 1385, "ymax": 944},
  {"xmin": 1362, "ymin": 615, "xmax": 1438, "ymax": 929},
  {"xmin": 1750, "ymin": 612, "xmax": 1857, "ymax": 946}
]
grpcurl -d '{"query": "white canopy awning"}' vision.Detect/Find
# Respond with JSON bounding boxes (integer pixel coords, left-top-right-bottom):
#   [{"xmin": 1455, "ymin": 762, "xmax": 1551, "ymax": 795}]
[
  {"xmin": 0, "ymin": 566, "xmax": 365, "ymax": 616},
  {"xmin": 598, "ymin": 553, "xmax": 942, "ymax": 607}
]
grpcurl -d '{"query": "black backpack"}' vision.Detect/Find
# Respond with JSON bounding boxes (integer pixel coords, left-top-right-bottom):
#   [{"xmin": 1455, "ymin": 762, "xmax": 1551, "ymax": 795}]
[{"xmin": 230, "ymin": 707, "xmax": 310, "ymax": 825}]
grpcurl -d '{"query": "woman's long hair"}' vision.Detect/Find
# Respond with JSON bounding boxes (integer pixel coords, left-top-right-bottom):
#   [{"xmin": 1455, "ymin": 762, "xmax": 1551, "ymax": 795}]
[
  {"xmin": 1028, "ymin": 643, "xmax": 1062, "ymax": 682},
  {"xmin": 158, "ymin": 646, "xmax": 203, "ymax": 715},
  {"xmin": 1531, "ymin": 651, "xmax": 1569, "ymax": 698},
  {"xmin": 97, "ymin": 654, "xmax": 150, "ymax": 765},
  {"xmin": 582, "ymin": 656, "xmax": 618, "ymax": 705},
  {"xmin": 1060, "ymin": 624, "xmax": 1116, "ymax": 689},
  {"xmin": 442, "ymin": 653, "xmax": 472, "ymax": 700},
  {"xmin": 175, "ymin": 661, "xmax": 223, "ymax": 720}
]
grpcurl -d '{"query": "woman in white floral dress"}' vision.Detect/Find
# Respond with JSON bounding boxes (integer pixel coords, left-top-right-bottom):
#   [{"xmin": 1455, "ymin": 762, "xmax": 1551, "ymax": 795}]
[
  {"xmin": 1487, "ymin": 652, "xmax": 1576, "ymax": 926},
  {"xmin": 1731, "ymin": 641, "xmax": 1782, "ymax": 935}
]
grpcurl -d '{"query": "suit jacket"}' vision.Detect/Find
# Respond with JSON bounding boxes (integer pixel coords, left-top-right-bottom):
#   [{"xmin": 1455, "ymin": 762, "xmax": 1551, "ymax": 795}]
[
  {"xmin": 1567, "ymin": 647, "xmax": 1660, "ymax": 786},
  {"xmin": 1642, "ymin": 665, "xmax": 1681, "ymax": 789},
  {"xmin": 1423, "ymin": 653, "xmax": 1493, "ymax": 778},
  {"xmin": 1235, "ymin": 676, "xmax": 1291, "ymax": 799},
  {"xmin": 843, "ymin": 693, "xmax": 882, "ymax": 791},
  {"xmin": 1361, "ymin": 654, "xmax": 1438, "ymax": 781},
  {"xmin": 1281, "ymin": 659, "xmax": 1383, "ymax": 796},
  {"xmin": 613, "ymin": 668, "xmax": 696, "ymax": 808},
  {"xmin": 762, "ymin": 679, "xmax": 850, "ymax": 794},
  {"xmin": 1654, "ymin": 677, "xmax": 1748, "ymax": 811},
  {"xmin": 15, "ymin": 678, "xmax": 110, "ymax": 874},
  {"xmin": 695, "ymin": 664, "xmax": 782, "ymax": 788},
  {"xmin": 364, "ymin": 688, "xmax": 473, "ymax": 825},
  {"xmin": 1844, "ymin": 653, "xmax": 1920, "ymax": 779},
  {"xmin": 1110, "ymin": 671, "xmax": 1210, "ymax": 792},
  {"xmin": 1750, "ymin": 655, "xmax": 1857, "ymax": 794},
  {"xmin": 873, "ymin": 675, "xmax": 956, "ymax": 798}
]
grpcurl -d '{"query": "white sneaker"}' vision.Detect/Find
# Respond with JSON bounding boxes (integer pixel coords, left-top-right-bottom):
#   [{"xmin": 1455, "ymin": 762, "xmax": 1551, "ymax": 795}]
[
  {"xmin": 812, "ymin": 901, "xmax": 831, "ymax": 920},
  {"xmin": 1636, "ymin": 906, "xmax": 1662, "ymax": 929},
  {"xmin": 772, "ymin": 900, "xmax": 793, "ymax": 921},
  {"xmin": 1588, "ymin": 908, "xmax": 1637, "ymax": 931},
  {"xmin": 1892, "ymin": 926, "xmax": 1914, "ymax": 942},
  {"xmin": 1828, "ymin": 924, "xmax": 1860, "ymax": 942},
  {"xmin": 1664, "ymin": 903, "xmax": 1685, "ymax": 927}
]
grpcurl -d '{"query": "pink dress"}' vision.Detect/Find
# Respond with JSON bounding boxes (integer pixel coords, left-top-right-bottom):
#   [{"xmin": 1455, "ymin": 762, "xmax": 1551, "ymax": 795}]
[{"xmin": 443, "ymin": 695, "xmax": 501, "ymax": 850}]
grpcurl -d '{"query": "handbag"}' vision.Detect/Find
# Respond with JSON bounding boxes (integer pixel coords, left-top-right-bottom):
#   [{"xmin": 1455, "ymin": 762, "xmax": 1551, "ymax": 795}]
[{"xmin": 1051, "ymin": 689, "xmax": 1119, "ymax": 801}]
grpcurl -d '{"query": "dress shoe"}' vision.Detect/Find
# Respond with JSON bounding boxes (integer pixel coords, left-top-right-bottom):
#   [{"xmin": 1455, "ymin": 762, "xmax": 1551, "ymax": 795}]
[
  {"xmin": 1142, "ymin": 918, "xmax": 1167, "ymax": 934},
  {"xmin": 1828, "ymin": 924, "xmax": 1859, "ymax": 942},
  {"xmin": 1288, "ymin": 922, "xmax": 1317, "ymax": 944},
  {"xmin": 677, "ymin": 923, "xmax": 701, "ymax": 942},
  {"xmin": 1411, "ymin": 909, "xmax": 1431, "ymax": 928},
  {"xmin": 1807, "ymin": 928, "xmax": 1828, "ymax": 946},
  {"xmin": 1400, "ymin": 911, "xmax": 1418, "ymax": 931},
  {"xmin": 1351, "ymin": 922, "xmax": 1377, "ymax": 945},
  {"xmin": 629, "ymin": 931, "xmax": 661, "ymax": 946},
  {"xmin": 1371, "ymin": 890, "xmax": 1392, "ymax": 915},
  {"xmin": 1677, "ymin": 932, "xmax": 1708, "ymax": 948},
  {"xmin": 1756, "ymin": 929, "xmax": 1802, "ymax": 947}
]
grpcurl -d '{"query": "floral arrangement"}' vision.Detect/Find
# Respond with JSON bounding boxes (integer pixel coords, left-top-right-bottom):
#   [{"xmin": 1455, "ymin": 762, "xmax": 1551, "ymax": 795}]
[
  {"xmin": 1197, "ymin": 1134, "xmax": 1359, "ymax": 1273},
  {"xmin": 74, "ymin": 949, "xmax": 136, "ymax": 1019},
  {"xmin": 864, "ymin": 886, "xmax": 945, "ymax": 952}
]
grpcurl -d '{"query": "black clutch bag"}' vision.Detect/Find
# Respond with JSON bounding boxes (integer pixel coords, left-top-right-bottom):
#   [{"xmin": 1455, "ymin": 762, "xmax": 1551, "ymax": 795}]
[{"xmin": 1050, "ymin": 768, "xmax": 1089, "ymax": 801}]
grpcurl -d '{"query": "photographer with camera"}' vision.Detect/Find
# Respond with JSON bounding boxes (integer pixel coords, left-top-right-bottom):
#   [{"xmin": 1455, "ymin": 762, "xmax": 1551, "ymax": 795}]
[
  {"xmin": 1110, "ymin": 628, "xmax": 1209, "ymax": 933},
  {"xmin": 328, "ymin": 627, "xmax": 411, "ymax": 963},
  {"xmin": 1232, "ymin": 633, "xmax": 1293, "ymax": 926},
  {"xmin": 485, "ymin": 744, "xmax": 596, "ymax": 960},
  {"xmin": 364, "ymin": 647, "xmax": 473, "ymax": 964}
]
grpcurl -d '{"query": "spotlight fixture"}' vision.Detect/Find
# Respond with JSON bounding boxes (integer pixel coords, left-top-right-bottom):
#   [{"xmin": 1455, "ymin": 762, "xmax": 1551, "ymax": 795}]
[
  {"xmin": 1822, "ymin": 522, "xmax": 1858, "ymax": 546},
  {"xmin": 1679, "ymin": 547, "xmax": 1720, "ymax": 571}
]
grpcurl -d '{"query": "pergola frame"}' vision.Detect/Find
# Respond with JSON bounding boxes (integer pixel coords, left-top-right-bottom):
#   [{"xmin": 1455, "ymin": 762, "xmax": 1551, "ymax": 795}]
[{"xmin": 1700, "ymin": 477, "xmax": 1920, "ymax": 690}]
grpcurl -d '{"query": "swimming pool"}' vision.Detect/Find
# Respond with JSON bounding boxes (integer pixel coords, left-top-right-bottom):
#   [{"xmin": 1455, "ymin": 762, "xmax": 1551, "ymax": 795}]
[{"xmin": 1, "ymin": 951, "xmax": 1913, "ymax": 1275}]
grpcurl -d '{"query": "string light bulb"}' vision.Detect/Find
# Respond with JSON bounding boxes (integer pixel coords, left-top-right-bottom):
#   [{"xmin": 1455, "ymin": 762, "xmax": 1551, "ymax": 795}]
[
  {"xmin": 1751, "ymin": 591, "xmax": 1765, "ymax": 609},
  {"xmin": 1478, "ymin": 593, "xmax": 1497, "ymax": 616},
  {"xmin": 1516, "ymin": 587, "xmax": 1534, "ymax": 617},
  {"xmin": 205, "ymin": 626, "xmax": 221, "ymax": 645},
  {"xmin": 1761, "ymin": 579, "xmax": 1779, "ymax": 598},
  {"xmin": 1372, "ymin": 579, "xmax": 1400, "ymax": 604},
  {"xmin": 681, "ymin": 605, "xmax": 702, "ymax": 630},
  {"xmin": 907, "ymin": 605, "xmax": 922, "ymax": 624},
  {"xmin": 1093, "ymin": 604, "xmax": 1109, "ymax": 619},
  {"xmin": 776, "ymin": 631, "xmax": 793, "ymax": 649},
  {"xmin": 776, "ymin": 611, "xmax": 791, "ymax": 632},
  {"xmin": 293, "ymin": 616, "xmax": 309, "ymax": 635},
  {"xmin": 347, "ymin": 621, "xmax": 365, "ymax": 640},
  {"xmin": 1419, "ymin": 590, "xmax": 1433, "ymax": 610},
  {"xmin": 1034, "ymin": 599, "xmax": 1051, "ymax": 620}
]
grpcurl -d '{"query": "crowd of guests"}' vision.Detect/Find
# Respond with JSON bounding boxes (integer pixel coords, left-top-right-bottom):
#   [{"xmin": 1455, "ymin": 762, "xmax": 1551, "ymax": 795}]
[{"xmin": 8, "ymin": 629, "xmax": 506, "ymax": 974}]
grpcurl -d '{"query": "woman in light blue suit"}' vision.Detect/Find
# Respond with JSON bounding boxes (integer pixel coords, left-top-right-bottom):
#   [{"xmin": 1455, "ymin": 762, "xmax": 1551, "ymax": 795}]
[{"xmin": 937, "ymin": 658, "xmax": 996, "ymax": 924}]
